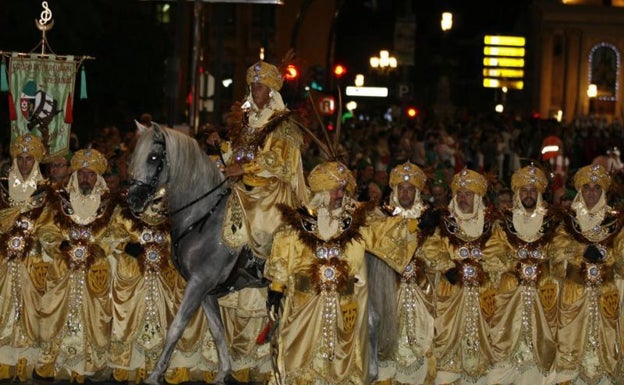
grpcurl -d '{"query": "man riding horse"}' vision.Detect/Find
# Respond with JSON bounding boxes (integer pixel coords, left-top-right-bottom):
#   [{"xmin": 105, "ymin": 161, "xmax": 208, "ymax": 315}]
[{"xmin": 218, "ymin": 59, "xmax": 309, "ymax": 382}]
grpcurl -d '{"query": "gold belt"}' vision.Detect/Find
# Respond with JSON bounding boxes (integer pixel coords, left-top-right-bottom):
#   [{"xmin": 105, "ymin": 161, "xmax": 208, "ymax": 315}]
[{"xmin": 294, "ymin": 273, "xmax": 355, "ymax": 295}]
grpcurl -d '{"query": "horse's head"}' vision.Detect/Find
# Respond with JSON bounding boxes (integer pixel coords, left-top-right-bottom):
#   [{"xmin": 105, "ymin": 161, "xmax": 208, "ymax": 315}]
[{"xmin": 127, "ymin": 123, "xmax": 168, "ymax": 214}]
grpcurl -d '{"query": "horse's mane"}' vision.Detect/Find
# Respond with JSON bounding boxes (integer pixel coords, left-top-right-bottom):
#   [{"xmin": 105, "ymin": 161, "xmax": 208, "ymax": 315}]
[{"xmin": 131, "ymin": 126, "xmax": 224, "ymax": 195}]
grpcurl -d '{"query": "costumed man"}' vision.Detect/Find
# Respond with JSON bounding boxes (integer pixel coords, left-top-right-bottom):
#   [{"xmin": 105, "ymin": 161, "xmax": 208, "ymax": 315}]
[
  {"xmin": 432, "ymin": 169, "xmax": 504, "ymax": 385},
  {"xmin": 0, "ymin": 134, "xmax": 50, "ymax": 382},
  {"xmin": 45, "ymin": 153, "xmax": 71, "ymax": 189},
  {"xmin": 553, "ymin": 164, "xmax": 624, "ymax": 384},
  {"xmin": 487, "ymin": 164, "xmax": 560, "ymax": 385},
  {"xmin": 34, "ymin": 149, "xmax": 115, "ymax": 383},
  {"xmin": 218, "ymin": 59, "xmax": 309, "ymax": 382},
  {"xmin": 368, "ymin": 161, "xmax": 439, "ymax": 385},
  {"xmin": 265, "ymin": 161, "xmax": 412, "ymax": 385},
  {"xmin": 107, "ymin": 187, "xmax": 219, "ymax": 384}
]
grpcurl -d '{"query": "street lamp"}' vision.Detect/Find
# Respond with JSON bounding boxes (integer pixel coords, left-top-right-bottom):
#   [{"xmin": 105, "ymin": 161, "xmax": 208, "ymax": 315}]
[
  {"xmin": 441, "ymin": 12, "xmax": 453, "ymax": 32},
  {"xmin": 588, "ymin": 83, "xmax": 597, "ymax": 114},
  {"xmin": 369, "ymin": 50, "xmax": 397, "ymax": 72}
]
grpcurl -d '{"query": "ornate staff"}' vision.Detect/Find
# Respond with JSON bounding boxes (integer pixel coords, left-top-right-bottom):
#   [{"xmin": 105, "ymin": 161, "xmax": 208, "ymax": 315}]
[{"xmin": 35, "ymin": 1, "xmax": 55, "ymax": 55}]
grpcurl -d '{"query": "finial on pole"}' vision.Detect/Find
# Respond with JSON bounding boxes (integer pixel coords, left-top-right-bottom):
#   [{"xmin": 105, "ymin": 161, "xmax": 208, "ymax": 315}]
[{"xmin": 34, "ymin": 1, "xmax": 54, "ymax": 55}]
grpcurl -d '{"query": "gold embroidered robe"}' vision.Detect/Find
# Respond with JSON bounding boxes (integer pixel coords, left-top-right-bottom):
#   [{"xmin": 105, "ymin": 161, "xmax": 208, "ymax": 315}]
[
  {"xmin": 34, "ymin": 192, "xmax": 114, "ymax": 379},
  {"xmin": 0, "ymin": 182, "xmax": 50, "ymax": 380},
  {"xmin": 220, "ymin": 110, "xmax": 309, "ymax": 382},
  {"xmin": 366, "ymin": 214, "xmax": 439, "ymax": 384},
  {"xmin": 486, "ymin": 214, "xmax": 559, "ymax": 384},
  {"xmin": 106, "ymin": 205, "xmax": 218, "ymax": 383},
  {"xmin": 429, "ymin": 215, "xmax": 505, "ymax": 384},
  {"xmin": 265, "ymin": 204, "xmax": 413, "ymax": 385},
  {"xmin": 552, "ymin": 211, "xmax": 624, "ymax": 384}
]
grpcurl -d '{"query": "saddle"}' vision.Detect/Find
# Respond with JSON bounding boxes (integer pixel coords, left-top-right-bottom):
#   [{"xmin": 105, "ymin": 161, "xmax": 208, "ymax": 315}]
[{"xmin": 210, "ymin": 246, "xmax": 268, "ymax": 297}]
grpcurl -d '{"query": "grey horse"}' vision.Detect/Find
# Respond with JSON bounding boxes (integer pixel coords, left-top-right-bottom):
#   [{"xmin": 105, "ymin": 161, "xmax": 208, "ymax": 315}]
[{"xmin": 126, "ymin": 123, "xmax": 255, "ymax": 385}]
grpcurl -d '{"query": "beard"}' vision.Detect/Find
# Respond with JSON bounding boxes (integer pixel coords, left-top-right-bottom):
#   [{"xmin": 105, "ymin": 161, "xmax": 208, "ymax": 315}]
[
  {"xmin": 522, "ymin": 197, "xmax": 537, "ymax": 209},
  {"xmin": 79, "ymin": 183, "xmax": 93, "ymax": 195}
]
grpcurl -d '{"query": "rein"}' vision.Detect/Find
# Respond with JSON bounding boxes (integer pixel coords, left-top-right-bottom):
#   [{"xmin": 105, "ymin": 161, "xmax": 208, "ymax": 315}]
[
  {"xmin": 133, "ymin": 129, "xmax": 233, "ymax": 251},
  {"xmin": 169, "ymin": 178, "xmax": 229, "ymax": 216},
  {"xmin": 172, "ymin": 187, "xmax": 230, "ymax": 249}
]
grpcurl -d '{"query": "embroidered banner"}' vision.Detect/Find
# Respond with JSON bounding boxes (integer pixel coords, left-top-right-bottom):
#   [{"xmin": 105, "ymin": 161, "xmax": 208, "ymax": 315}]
[{"xmin": 8, "ymin": 53, "xmax": 78, "ymax": 159}]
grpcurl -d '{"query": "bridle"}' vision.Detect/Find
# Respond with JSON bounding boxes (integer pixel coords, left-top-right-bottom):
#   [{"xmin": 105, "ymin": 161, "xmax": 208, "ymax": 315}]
[
  {"xmin": 128, "ymin": 132, "xmax": 231, "ymax": 248},
  {"xmin": 128, "ymin": 136, "xmax": 168, "ymax": 196}
]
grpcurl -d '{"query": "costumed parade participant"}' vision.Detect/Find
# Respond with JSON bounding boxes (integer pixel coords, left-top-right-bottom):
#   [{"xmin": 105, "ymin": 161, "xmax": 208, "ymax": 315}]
[
  {"xmin": 369, "ymin": 161, "xmax": 438, "ymax": 385},
  {"xmin": 0, "ymin": 134, "xmax": 50, "ymax": 382},
  {"xmin": 218, "ymin": 59, "xmax": 309, "ymax": 382},
  {"xmin": 45, "ymin": 153, "xmax": 71, "ymax": 189},
  {"xmin": 433, "ymin": 169, "xmax": 504, "ymax": 385},
  {"xmin": 107, "ymin": 187, "xmax": 218, "ymax": 384},
  {"xmin": 553, "ymin": 164, "xmax": 624, "ymax": 384},
  {"xmin": 34, "ymin": 149, "xmax": 115, "ymax": 383},
  {"xmin": 487, "ymin": 164, "xmax": 559, "ymax": 384},
  {"xmin": 265, "ymin": 161, "xmax": 412, "ymax": 385}
]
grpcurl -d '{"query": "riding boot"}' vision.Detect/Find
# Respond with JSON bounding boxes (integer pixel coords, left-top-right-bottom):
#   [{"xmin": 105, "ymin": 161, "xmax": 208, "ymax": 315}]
[
  {"xmin": 236, "ymin": 248, "xmax": 268, "ymax": 288},
  {"xmin": 210, "ymin": 247, "xmax": 268, "ymax": 296}
]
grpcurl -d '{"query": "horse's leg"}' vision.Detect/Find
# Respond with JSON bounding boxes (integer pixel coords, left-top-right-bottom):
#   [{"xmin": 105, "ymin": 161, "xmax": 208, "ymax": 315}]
[
  {"xmin": 145, "ymin": 278, "xmax": 206, "ymax": 385},
  {"xmin": 368, "ymin": 303, "xmax": 380, "ymax": 383},
  {"xmin": 365, "ymin": 252, "xmax": 398, "ymax": 383},
  {"xmin": 200, "ymin": 295, "xmax": 231, "ymax": 385}
]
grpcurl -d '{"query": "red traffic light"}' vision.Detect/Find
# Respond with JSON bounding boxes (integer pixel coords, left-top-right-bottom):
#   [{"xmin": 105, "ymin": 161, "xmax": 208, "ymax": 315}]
[
  {"xmin": 333, "ymin": 64, "xmax": 346, "ymax": 78},
  {"xmin": 406, "ymin": 106, "xmax": 419, "ymax": 118},
  {"xmin": 284, "ymin": 64, "xmax": 299, "ymax": 80}
]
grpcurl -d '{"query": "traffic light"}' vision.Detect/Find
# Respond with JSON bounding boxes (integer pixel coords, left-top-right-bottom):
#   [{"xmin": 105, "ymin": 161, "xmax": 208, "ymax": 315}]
[
  {"xmin": 406, "ymin": 106, "xmax": 419, "ymax": 119},
  {"xmin": 333, "ymin": 64, "xmax": 346, "ymax": 78},
  {"xmin": 284, "ymin": 64, "xmax": 299, "ymax": 81}
]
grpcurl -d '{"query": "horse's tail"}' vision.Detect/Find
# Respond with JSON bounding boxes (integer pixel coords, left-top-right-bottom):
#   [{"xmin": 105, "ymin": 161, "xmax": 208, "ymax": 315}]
[{"xmin": 365, "ymin": 252, "xmax": 398, "ymax": 358}]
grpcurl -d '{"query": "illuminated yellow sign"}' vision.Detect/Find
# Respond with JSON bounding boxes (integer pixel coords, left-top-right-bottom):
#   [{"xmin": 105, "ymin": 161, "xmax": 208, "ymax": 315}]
[
  {"xmin": 483, "ymin": 68, "xmax": 524, "ymax": 78},
  {"xmin": 483, "ymin": 34, "xmax": 526, "ymax": 90},
  {"xmin": 483, "ymin": 78, "xmax": 524, "ymax": 90},
  {"xmin": 484, "ymin": 35, "xmax": 526, "ymax": 47},
  {"xmin": 483, "ymin": 57, "xmax": 525, "ymax": 68},
  {"xmin": 483, "ymin": 46, "xmax": 525, "ymax": 57}
]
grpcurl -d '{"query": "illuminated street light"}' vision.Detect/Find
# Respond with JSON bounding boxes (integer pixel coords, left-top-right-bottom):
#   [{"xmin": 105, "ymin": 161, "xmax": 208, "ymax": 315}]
[
  {"xmin": 588, "ymin": 83, "xmax": 597, "ymax": 114},
  {"xmin": 354, "ymin": 74, "xmax": 364, "ymax": 87},
  {"xmin": 369, "ymin": 50, "xmax": 397, "ymax": 72},
  {"xmin": 441, "ymin": 12, "xmax": 453, "ymax": 32}
]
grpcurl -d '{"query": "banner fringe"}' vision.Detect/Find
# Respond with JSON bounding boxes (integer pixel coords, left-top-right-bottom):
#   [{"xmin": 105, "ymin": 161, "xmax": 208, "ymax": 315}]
[
  {"xmin": 65, "ymin": 93, "xmax": 73, "ymax": 124},
  {"xmin": 80, "ymin": 66, "xmax": 87, "ymax": 99},
  {"xmin": 0, "ymin": 59, "xmax": 7, "ymax": 92},
  {"xmin": 8, "ymin": 92, "xmax": 16, "ymax": 121}
]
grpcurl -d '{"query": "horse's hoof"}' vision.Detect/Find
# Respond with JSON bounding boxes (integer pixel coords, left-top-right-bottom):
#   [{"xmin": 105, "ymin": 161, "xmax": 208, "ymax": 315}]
[{"xmin": 144, "ymin": 374, "xmax": 162, "ymax": 385}]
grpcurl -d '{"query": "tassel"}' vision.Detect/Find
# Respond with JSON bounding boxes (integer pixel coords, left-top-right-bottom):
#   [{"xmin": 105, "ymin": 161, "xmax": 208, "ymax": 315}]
[
  {"xmin": 255, "ymin": 320, "xmax": 273, "ymax": 345},
  {"xmin": 80, "ymin": 66, "xmax": 87, "ymax": 99},
  {"xmin": 65, "ymin": 93, "xmax": 73, "ymax": 123},
  {"xmin": 0, "ymin": 59, "xmax": 7, "ymax": 92},
  {"xmin": 7, "ymin": 92, "xmax": 16, "ymax": 121}
]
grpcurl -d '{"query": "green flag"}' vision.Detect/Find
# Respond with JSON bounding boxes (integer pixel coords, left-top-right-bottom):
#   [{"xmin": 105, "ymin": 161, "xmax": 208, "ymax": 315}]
[{"xmin": 8, "ymin": 53, "xmax": 78, "ymax": 159}]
